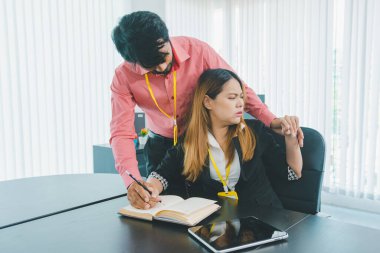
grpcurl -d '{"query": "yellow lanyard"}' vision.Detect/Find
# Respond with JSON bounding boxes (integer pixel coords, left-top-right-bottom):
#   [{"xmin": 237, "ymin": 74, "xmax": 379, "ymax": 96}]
[
  {"xmin": 208, "ymin": 149, "xmax": 238, "ymax": 200},
  {"xmin": 208, "ymin": 149, "xmax": 231, "ymax": 193},
  {"xmin": 144, "ymin": 71, "xmax": 177, "ymax": 146}
]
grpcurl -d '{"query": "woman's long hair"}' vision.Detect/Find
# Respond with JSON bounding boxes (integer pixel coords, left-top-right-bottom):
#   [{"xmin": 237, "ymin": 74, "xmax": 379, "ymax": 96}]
[{"xmin": 183, "ymin": 69, "xmax": 256, "ymax": 181}]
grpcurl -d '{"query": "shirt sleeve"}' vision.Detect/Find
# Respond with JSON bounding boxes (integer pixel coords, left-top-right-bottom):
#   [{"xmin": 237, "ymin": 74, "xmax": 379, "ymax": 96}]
[
  {"xmin": 202, "ymin": 42, "xmax": 277, "ymax": 127},
  {"xmin": 287, "ymin": 167, "xmax": 299, "ymax": 181},
  {"xmin": 109, "ymin": 70, "xmax": 141, "ymax": 188},
  {"xmin": 257, "ymin": 123, "xmax": 299, "ymax": 181}
]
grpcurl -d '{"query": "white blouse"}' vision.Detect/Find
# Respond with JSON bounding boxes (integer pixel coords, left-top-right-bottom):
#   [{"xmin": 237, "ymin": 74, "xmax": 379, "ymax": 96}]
[{"xmin": 208, "ymin": 131, "xmax": 240, "ymax": 191}]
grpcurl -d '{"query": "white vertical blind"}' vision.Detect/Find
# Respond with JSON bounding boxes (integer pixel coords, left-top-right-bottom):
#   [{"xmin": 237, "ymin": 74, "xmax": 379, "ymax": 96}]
[
  {"xmin": 0, "ymin": 0, "xmax": 129, "ymax": 181},
  {"xmin": 229, "ymin": 0, "xmax": 333, "ymax": 135},
  {"xmin": 165, "ymin": 0, "xmax": 231, "ymax": 62},
  {"xmin": 166, "ymin": 0, "xmax": 333, "ymax": 133},
  {"xmin": 327, "ymin": 0, "xmax": 380, "ymax": 201}
]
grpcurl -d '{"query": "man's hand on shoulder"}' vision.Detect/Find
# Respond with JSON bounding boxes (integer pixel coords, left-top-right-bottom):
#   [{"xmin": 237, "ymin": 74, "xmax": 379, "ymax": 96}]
[{"xmin": 270, "ymin": 116, "xmax": 304, "ymax": 147}]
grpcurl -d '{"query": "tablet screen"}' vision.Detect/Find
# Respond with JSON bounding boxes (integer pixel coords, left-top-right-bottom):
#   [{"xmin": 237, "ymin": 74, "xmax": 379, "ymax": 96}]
[{"xmin": 188, "ymin": 216, "xmax": 288, "ymax": 252}]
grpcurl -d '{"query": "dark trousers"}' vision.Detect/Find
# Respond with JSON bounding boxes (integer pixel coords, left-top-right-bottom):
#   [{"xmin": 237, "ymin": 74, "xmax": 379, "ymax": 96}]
[{"xmin": 143, "ymin": 132, "xmax": 174, "ymax": 175}]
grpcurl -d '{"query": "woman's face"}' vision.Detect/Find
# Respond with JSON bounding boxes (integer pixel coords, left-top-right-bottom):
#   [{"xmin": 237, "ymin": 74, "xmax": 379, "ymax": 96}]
[{"xmin": 204, "ymin": 78, "xmax": 244, "ymax": 127}]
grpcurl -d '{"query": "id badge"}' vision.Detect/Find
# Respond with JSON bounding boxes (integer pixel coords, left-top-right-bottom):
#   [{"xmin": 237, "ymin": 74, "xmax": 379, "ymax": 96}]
[{"xmin": 217, "ymin": 191, "xmax": 238, "ymax": 200}]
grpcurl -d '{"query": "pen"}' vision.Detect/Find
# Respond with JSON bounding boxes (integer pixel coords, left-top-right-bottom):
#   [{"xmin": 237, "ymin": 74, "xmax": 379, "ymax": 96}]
[
  {"xmin": 124, "ymin": 170, "xmax": 153, "ymax": 195},
  {"xmin": 124, "ymin": 170, "xmax": 162, "ymax": 203},
  {"xmin": 124, "ymin": 170, "xmax": 162, "ymax": 204}
]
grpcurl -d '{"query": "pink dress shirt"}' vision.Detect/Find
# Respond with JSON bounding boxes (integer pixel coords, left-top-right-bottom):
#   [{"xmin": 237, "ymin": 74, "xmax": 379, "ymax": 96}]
[{"xmin": 110, "ymin": 36, "xmax": 276, "ymax": 187}]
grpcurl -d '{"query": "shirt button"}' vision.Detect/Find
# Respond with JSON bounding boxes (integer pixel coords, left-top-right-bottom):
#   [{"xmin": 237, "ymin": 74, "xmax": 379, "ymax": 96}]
[{"xmin": 171, "ymin": 96, "xmax": 174, "ymax": 100}]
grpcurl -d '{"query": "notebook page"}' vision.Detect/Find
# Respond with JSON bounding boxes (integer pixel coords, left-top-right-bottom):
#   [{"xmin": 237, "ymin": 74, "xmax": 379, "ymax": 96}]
[
  {"xmin": 165, "ymin": 197, "xmax": 217, "ymax": 215},
  {"xmin": 123, "ymin": 195, "xmax": 184, "ymax": 215}
]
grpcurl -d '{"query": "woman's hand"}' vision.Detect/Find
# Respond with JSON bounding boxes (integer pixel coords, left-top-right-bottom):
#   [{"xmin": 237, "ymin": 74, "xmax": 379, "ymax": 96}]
[
  {"xmin": 278, "ymin": 116, "xmax": 303, "ymax": 178},
  {"xmin": 127, "ymin": 180, "xmax": 161, "ymax": 209}
]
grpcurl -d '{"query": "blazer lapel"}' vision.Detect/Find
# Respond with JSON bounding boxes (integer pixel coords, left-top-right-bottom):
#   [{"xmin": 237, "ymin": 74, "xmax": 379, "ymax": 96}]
[{"xmin": 233, "ymin": 137, "xmax": 250, "ymax": 181}]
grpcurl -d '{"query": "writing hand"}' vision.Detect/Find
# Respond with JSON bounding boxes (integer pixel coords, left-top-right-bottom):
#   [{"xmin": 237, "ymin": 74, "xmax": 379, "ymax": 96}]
[{"xmin": 127, "ymin": 180, "xmax": 161, "ymax": 209}]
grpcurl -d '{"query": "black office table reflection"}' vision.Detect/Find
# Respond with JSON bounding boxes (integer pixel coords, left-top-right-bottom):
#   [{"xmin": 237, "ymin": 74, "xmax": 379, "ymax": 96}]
[
  {"xmin": 1, "ymin": 175, "xmax": 379, "ymax": 253},
  {"xmin": 254, "ymin": 214, "xmax": 380, "ymax": 253},
  {"xmin": 0, "ymin": 174, "xmax": 126, "ymax": 229},
  {"xmin": 0, "ymin": 196, "xmax": 309, "ymax": 253}
]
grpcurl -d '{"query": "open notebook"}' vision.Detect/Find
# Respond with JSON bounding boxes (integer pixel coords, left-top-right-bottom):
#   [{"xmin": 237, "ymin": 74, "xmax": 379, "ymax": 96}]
[{"xmin": 119, "ymin": 195, "xmax": 221, "ymax": 226}]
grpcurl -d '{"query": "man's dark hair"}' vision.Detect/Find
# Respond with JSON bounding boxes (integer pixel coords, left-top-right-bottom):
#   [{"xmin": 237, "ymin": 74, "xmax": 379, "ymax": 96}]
[{"xmin": 112, "ymin": 11, "xmax": 170, "ymax": 68}]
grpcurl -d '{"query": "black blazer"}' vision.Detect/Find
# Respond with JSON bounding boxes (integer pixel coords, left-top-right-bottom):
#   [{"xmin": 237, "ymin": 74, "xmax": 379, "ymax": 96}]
[{"xmin": 153, "ymin": 120, "xmax": 291, "ymax": 208}]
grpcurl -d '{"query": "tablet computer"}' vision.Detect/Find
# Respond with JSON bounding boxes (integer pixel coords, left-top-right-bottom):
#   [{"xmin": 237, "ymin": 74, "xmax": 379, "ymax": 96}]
[{"xmin": 188, "ymin": 216, "xmax": 288, "ymax": 253}]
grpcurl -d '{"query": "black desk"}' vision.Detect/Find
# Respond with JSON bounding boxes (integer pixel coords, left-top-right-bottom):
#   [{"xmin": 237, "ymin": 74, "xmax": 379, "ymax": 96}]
[
  {"xmin": 0, "ymin": 197, "xmax": 309, "ymax": 253},
  {"xmin": 0, "ymin": 174, "xmax": 125, "ymax": 229},
  {"xmin": 1, "ymin": 175, "xmax": 379, "ymax": 253},
  {"xmin": 254, "ymin": 215, "xmax": 380, "ymax": 253}
]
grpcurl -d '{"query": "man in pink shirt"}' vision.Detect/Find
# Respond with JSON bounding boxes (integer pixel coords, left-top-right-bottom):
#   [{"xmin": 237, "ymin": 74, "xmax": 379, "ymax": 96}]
[{"xmin": 110, "ymin": 11, "xmax": 304, "ymax": 190}]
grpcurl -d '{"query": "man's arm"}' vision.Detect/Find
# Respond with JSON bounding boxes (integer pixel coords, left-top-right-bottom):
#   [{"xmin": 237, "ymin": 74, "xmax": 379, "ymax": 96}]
[{"xmin": 109, "ymin": 70, "xmax": 141, "ymax": 188}]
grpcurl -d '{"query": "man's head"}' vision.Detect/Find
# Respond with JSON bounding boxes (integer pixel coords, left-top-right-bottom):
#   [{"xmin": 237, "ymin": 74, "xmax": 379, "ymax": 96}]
[{"xmin": 112, "ymin": 11, "xmax": 173, "ymax": 74}]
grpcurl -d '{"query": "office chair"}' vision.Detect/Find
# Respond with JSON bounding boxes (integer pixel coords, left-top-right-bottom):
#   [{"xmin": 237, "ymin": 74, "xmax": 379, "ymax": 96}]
[{"xmin": 265, "ymin": 125, "xmax": 326, "ymax": 214}]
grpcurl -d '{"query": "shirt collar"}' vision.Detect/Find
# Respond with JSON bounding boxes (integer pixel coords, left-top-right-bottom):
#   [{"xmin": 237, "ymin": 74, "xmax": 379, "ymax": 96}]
[
  {"xmin": 208, "ymin": 124, "xmax": 246, "ymax": 148},
  {"xmin": 128, "ymin": 37, "xmax": 190, "ymax": 76},
  {"xmin": 207, "ymin": 131, "xmax": 221, "ymax": 149},
  {"xmin": 170, "ymin": 38, "xmax": 190, "ymax": 65}
]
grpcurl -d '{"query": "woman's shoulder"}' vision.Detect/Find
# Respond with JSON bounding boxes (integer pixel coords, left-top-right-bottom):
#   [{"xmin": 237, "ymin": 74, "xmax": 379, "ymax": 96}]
[
  {"xmin": 157, "ymin": 141, "xmax": 185, "ymax": 165},
  {"xmin": 244, "ymin": 119, "xmax": 277, "ymax": 147},
  {"xmin": 244, "ymin": 119, "xmax": 267, "ymax": 133},
  {"xmin": 169, "ymin": 142, "xmax": 185, "ymax": 156}
]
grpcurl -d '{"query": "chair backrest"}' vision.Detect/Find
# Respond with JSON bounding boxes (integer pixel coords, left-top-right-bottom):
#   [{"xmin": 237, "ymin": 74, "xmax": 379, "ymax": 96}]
[{"xmin": 265, "ymin": 126, "xmax": 326, "ymax": 214}]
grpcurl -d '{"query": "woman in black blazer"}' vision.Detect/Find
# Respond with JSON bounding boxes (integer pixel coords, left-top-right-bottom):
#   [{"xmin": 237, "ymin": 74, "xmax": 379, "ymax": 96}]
[{"xmin": 128, "ymin": 69, "xmax": 302, "ymax": 209}]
